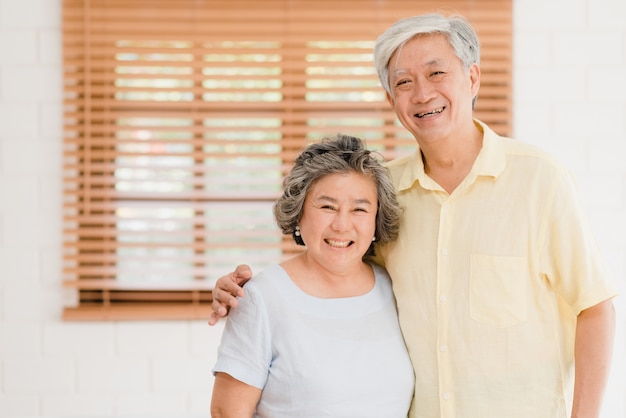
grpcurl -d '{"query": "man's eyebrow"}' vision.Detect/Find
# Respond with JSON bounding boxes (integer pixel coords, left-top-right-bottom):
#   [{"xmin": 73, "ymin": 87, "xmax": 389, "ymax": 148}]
[
  {"xmin": 424, "ymin": 58, "xmax": 442, "ymax": 67},
  {"xmin": 391, "ymin": 58, "xmax": 444, "ymax": 75},
  {"xmin": 390, "ymin": 69, "xmax": 407, "ymax": 80}
]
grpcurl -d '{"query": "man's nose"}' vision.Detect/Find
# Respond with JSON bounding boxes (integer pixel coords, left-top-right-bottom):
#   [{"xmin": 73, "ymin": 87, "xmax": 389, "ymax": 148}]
[{"xmin": 411, "ymin": 79, "xmax": 436, "ymax": 103}]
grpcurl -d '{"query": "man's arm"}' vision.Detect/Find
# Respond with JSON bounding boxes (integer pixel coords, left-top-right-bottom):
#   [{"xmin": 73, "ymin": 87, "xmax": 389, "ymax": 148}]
[
  {"xmin": 571, "ymin": 298, "xmax": 616, "ymax": 418},
  {"xmin": 208, "ymin": 264, "xmax": 253, "ymax": 326},
  {"xmin": 211, "ymin": 372, "xmax": 262, "ymax": 418}
]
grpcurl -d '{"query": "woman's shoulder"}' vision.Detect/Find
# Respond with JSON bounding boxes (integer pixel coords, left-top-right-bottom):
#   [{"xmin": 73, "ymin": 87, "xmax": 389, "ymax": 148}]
[
  {"xmin": 369, "ymin": 263, "xmax": 393, "ymax": 294},
  {"xmin": 370, "ymin": 262, "xmax": 391, "ymax": 280},
  {"xmin": 238, "ymin": 263, "xmax": 293, "ymax": 302}
]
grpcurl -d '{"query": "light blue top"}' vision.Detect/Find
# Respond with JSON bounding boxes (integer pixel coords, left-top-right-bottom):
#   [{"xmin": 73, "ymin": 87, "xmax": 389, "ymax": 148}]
[{"xmin": 213, "ymin": 263, "xmax": 414, "ymax": 418}]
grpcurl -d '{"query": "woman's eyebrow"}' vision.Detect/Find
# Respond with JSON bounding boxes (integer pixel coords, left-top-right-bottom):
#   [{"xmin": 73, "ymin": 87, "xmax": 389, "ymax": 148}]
[{"xmin": 315, "ymin": 195, "xmax": 373, "ymax": 205}]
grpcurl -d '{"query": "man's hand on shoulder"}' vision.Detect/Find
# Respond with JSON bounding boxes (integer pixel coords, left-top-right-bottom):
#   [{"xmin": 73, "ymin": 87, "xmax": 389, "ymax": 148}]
[{"xmin": 208, "ymin": 264, "xmax": 253, "ymax": 325}]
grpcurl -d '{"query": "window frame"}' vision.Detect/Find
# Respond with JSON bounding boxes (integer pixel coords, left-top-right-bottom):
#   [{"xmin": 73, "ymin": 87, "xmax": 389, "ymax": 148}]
[{"xmin": 62, "ymin": 0, "xmax": 512, "ymax": 320}]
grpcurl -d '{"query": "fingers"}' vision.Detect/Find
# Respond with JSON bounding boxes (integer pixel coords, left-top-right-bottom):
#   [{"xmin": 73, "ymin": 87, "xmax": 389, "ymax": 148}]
[
  {"xmin": 212, "ymin": 285, "xmax": 240, "ymax": 308},
  {"xmin": 211, "ymin": 285, "xmax": 238, "ymax": 313},
  {"xmin": 234, "ymin": 264, "xmax": 253, "ymax": 282},
  {"xmin": 219, "ymin": 274, "xmax": 245, "ymax": 299},
  {"xmin": 208, "ymin": 287, "xmax": 234, "ymax": 326},
  {"xmin": 207, "ymin": 265, "xmax": 254, "ymax": 326},
  {"xmin": 235, "ymin": 264, "xmax": 251, "ymax": 273},
  {"xmin": 208, "ymin": 310, "xmax": 223, "ymax": 326}
]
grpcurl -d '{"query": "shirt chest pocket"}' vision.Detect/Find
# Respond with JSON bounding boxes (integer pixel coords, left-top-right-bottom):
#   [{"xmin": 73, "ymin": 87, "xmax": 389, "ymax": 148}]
[{"xmin": 469, "ymin": 254, "xmax": 528, "ymax": 328}]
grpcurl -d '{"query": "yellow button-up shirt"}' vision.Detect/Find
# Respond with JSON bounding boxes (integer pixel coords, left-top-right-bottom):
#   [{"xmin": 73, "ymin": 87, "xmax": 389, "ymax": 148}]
[{"xmin": 378, "ymin": 120, "xmax": 617, "ymax": 418}]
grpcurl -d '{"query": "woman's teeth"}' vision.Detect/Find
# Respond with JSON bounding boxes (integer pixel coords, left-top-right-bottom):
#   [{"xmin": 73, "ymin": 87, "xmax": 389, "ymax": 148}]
[{"xmin": 326, "ymin": 239, "xmax": 351, "ymax": 248}]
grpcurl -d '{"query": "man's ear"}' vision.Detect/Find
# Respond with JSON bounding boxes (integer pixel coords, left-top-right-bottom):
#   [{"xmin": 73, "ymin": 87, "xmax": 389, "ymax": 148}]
[{"xmin": 469, "ymin": 62, "xmax": 481, "ymax": 98}]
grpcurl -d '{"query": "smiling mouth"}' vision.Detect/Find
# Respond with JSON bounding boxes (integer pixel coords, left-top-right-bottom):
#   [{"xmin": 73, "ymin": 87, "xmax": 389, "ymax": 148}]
[
  {"xmin": 415, "ymin": 107, "xmax": 444, "ymax": 118},
  {"xmin": 325, "ymin": 239, "xmax": 353, "ymax": 248}
]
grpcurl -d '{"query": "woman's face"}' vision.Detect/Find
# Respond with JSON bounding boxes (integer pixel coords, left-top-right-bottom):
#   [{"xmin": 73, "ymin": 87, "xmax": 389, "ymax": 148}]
[{"xmin": 298, "ymin": 171, "xmax": 378, "ymax": 272}]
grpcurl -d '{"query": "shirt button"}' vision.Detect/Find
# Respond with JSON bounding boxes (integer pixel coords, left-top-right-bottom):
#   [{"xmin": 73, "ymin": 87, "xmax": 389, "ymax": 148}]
[
  {"xmin": 439, "ymin": 294, "xmax": 446, "ymax": 302},
  {"xmin": 442, "ymin": 392, "xmax": 451, "ymax": 400},
  {"xmin": 440, "ymin": 345, "xmax": 447, "ymax": 352},
  {"xmin": 441, "ymin": 248, "xmax": 448, "ymax": 256}
]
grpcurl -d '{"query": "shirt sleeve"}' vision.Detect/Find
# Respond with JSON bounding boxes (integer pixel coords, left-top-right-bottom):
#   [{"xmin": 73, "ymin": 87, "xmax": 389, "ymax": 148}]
[
  {"xmin": 540, "ymin": 169, "xmax": 618, "ymax": 314},
  {"xmin": 212, "ymin": 282, "xmax": 273, "ymax": 389}
]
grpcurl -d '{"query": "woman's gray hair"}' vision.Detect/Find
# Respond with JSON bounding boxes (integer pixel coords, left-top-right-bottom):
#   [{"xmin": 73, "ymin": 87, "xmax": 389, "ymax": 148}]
[
  {"xmin": 274, "ymin": 133, "xmax": 401, "ymax": 257},
  {"xmin": 374, "ymin": 13, "xmax": 481, "ymax": 97}
]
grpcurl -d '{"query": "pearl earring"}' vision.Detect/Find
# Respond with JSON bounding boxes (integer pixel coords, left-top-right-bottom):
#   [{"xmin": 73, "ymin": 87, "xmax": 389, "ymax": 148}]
[
  {"xmin": 295, "ymin": 226, "xmax": 301, "ymax": 237},
  {"xmin": 372, "ymin": 236, "xmax": 376, "ymax": 242}
]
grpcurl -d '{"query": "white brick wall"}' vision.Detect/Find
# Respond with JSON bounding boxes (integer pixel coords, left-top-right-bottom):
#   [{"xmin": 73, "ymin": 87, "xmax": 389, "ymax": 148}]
[
  {"xmin": 0, "ymin": 0, "xmax": 624, "ymax": 416},
  {"xmin": 514, "ymin": 1, "xmax": 626, "ymax": 417}
]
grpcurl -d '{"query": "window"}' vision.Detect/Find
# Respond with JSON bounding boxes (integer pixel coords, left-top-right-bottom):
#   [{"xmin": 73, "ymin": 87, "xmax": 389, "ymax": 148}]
[{"xmin": 62, "ymin": 0, "xmax": 512, "ymax": 320}]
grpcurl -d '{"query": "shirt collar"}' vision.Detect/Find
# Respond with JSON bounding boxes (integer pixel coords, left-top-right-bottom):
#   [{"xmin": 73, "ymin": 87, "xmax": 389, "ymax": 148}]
[{"xmin": 395, "ymin": 119, "xmax": 507, "ymax": 192}]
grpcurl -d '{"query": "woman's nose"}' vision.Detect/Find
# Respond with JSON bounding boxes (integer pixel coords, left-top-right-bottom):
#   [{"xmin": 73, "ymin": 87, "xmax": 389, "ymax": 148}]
[{"xmin": 330, "ymin": 211, "xmax": 350, "ymax": 231}]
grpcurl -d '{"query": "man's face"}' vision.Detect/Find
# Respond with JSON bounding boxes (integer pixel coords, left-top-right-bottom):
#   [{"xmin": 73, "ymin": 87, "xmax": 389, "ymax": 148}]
[{"xmin": 386, "ymin": 34, "xmax": 480, "ymax": 146}]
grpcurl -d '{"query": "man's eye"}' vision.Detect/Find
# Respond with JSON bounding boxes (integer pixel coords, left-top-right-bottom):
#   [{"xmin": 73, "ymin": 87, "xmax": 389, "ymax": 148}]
[{"xmin": 394, "ymin": 78, "xmax": 412, "ymax": 87}]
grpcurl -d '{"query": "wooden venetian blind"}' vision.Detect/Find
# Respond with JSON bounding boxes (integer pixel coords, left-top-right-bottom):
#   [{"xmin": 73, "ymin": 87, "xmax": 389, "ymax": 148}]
[{"xmin": 62, "ymin": 0, "xmax": 512, "ymax": 320}]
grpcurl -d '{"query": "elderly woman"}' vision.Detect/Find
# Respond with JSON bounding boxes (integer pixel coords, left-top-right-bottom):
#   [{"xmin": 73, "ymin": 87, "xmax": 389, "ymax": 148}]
[{"xmin": 210, "ymin": 134, "xmax": 414, "ymax": 418}]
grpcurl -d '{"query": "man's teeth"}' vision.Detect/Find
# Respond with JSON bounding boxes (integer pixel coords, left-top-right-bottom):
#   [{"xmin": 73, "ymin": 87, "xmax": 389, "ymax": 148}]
[
  {"xmin": 326, "ymin": 239, "xmax": 351, "ymax": 248},
  {"xmin": 416, "ymin": 107, "xmax": 444, "ymax": 118}
]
